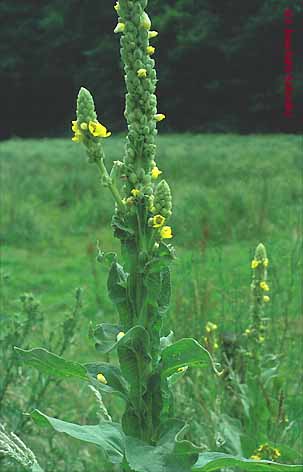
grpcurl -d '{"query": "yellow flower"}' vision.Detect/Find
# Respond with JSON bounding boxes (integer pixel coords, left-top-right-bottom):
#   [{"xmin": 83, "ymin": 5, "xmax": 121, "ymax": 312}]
[
  {"xmin": 273, "ymin": 448, "xmax": 281, "ymax": 458},
  {"xmin": 155, "ymin": 114, "xmax": 166, "ymax": 122},
  {"xmin": 147, "ymin": 46, "xmax": 155, "ymax": 55},
  {"xmin": 97, "ymin": 373, "xmax": 107, "ymax": 384},
  {"xmin": 88, "ymin": 121, "xmax": 111, "ymax": 138},
  {"xmin": 160, "ymin": 226, "xmax": 173, "ymax": 239},
  {"xmin": 152, "ymin": 214, "xmax": 165, "ymax": 228},
  {"xmin": 116, "ymin": 331, "xmax": 125, "ymax": 342},
  {"xmin": 260, "ymin": 281, "xmax": 270, "ymax": 291},
  {"xmin": 148, "ymin": 30, "xmax": 158, "ymax": 39},
  {"xmin": 258, "ymin": 335, "xmax": 265, "ymax": 343},
  {"xmin": 151, "ymin": 166, "xmax": 162, "ymax": 179},
  {"xmin": 251, "ymin": 259, "xmax": 259, "ymax": 269},
  {"xmin": 114, "ymin": 1, "xmax": 120, "ymax": 12},
  {"xmin": 114, "ymin": 22, "xmax": 125, "ymax": 33},
  {"xmin": 263, "ymin": 295, "xmax": 270, "ymax": 303},
  {"xmin": 71, "ymin": 120, "xmax": 78, "ymax": 132},
  {"xmin": 244, "ymin": 328, "xmax": 251, "ymax": 335},
  {"xmin": 80, "ymin": 122, "xmax": 88, "ymax": 130},
  {"xmin": 263, "ymin": 258, "xmax": 269, "ymax": 268},
  {"xmin": 250, "ymin": 454, "xmax": 261, "ymax": 461},
  {"xmin": 206, "ymin": 321, "xmax": 218, "ymax": 333},
  {"xmin": 131, "ymin": 188, "xmax": 141, "ymax": 197},
  {"xmin": 137, "ymin": 68, "xmax": 147, "ymax": 78},
  {"xmin": 177, "ymin": 367, "xmax": 186, "ymax": 373}
]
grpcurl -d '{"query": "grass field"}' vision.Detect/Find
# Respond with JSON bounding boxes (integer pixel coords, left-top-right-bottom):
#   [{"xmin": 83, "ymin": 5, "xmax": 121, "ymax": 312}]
[{"xmin": 0, "ymin": 134, "xmax": 302, "ymax": 470}]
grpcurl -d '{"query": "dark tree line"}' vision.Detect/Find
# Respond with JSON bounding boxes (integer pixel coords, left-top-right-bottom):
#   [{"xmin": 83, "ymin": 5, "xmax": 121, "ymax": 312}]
[{"xmin": 1, "ymin": 0, "xmax": 302, "ymax": 138}]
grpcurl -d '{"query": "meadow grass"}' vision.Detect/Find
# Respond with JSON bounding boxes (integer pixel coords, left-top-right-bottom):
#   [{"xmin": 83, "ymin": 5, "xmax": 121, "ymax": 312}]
[{"xmin": 0, "ymin": 134, "xmax": 302, "ymax": 469}]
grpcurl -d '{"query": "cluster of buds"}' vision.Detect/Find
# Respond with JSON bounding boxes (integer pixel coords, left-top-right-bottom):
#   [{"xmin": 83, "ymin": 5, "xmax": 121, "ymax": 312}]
[
  {"xmin": 72, "ymin": 88, "xmax": 111, "ymax": 164},
  {"xmin": 114, "ymin": 0, "xmax": 166, "ymax": 193}
]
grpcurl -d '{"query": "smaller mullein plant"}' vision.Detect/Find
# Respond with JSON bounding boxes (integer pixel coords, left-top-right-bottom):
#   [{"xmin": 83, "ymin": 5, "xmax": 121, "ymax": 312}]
[
  {"xmin": 244, "ymin": 243, "xmax": 270, "ymax": 352},
  {"xmin": 15, "ymin": 2, "xmax": 302, "ymax": 471}
]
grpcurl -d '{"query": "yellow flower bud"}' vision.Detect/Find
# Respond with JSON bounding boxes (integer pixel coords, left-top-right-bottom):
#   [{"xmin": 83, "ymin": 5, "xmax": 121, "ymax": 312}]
[
  {"xmin": 147, "ymin": 46, "xmax": 155, "ymax": 55},
  {"xmin": 251, "ymin": 259, "xmax": 259, "ymax": 269},
  {"xmin": 114, "ymin": 1, "xmax": 120, "ymax": 12},
  {"xmin": 71, "ymin": 120, "xmax": 78, "ymax": 132},
  {"xmin": 263, "ymin": 258, "xmax": 269, "ymax": 268},
  {"xmin": 155, "ymin": 114, "xmax": 166, "ymax": 122},
  {"xmin": 263, "ymin": 295, "xmax": 270, "ymax": 303},
  {"xmin": 148, "ymin": 31, "xmax": 158, "ymax": 39},
  {"xmin": 72, "ymin": 131, "xmax": 83, "ymax": 143},
  {"xmin": 160, "ymin": 226, "xmax": 173, "ymax": 239},
  {"xmin": 137, "ymin": 68, "xmax": 147, "ymax": 78},
  {"xmin": 177, "ymin": 367, "xmax": 186, "ymax": 373},
  {"xmin": 117, "ymin": 331, "xmax": 125, "ymax": 341},
  {"xmin": 80, "ymin": 122, "xmax": 88, "ymax": 130},
  {"xmin": 97, "ymin": 373, "xmax": 107, "ymax": 384},
  {"xmin": 205, "ymin": 321, "xmax": 218, "ymax": 333},
  {"xmin": 114, "ymin": 22, "xmax": 125, "ymax": 33}
]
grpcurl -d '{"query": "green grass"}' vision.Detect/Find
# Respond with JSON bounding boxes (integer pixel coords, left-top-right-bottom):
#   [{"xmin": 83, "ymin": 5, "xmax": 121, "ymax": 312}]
[{"xmin": 0, "ymin": 134, "xmax": 302, "ymax": 469}]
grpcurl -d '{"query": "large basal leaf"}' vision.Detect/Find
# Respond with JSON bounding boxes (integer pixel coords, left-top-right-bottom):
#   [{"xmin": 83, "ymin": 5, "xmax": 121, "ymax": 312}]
[
  {"xmin": 32, "ymin": 410, "xmax": 125, "ymax": 465},
  {"xmin": 192, "ymin": 452, "xmax": 303, "ymax": 472},
  {"xmin": 15, "ymin": 347, "xmax": 88, "ymax": 381},
  {"xmin": 125, "ymin": 419, "xmax": 201, "ymax": 472},
  {"xmin": 161, "ymin": 338, "xmax": 213, "ymax": 378},
  {"xmin": 85, "ymin": 361, "xmax": 129, "ymax": 399}
]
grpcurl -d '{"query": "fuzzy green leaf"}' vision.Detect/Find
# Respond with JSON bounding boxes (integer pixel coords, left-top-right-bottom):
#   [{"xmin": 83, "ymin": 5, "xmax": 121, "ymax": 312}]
[
  {"xmin": 107, "ymin": 262, "xmax": 128, "ymax": 304},
  {"xmin": 118, "ymin": 326, "xmax": 151, "ymax": 404},
  {"xmin": 32, "ymin": 463, "xmax": 44, "ymax": 472},
  {"xmin": 192, "ymin": 453, "xmax": 303, "ymax": 471},
  {"xmin": 158, "ymin": 267, "xmax": 171, "ymax": 314},
  {"xmin": 93, "ymin": 323, "xmax": 122, "ymax": 353},
  {"xmin": 160, "ymin": 331, "xmax": 174, "ymax": 350},
  {"xmin": 14, "ymin": 347, "xmax": 88, "ymax": 380},
  {"xmin": 31, "ymin": 410, "xmax": 125, "ymax": 464},
  {"xmin": 85, "ymin": 361, "xmax": 129, "ymax": 399},
  {"xmin": 161, "ymin": 338, "xmax": 212, "ymax": 378}
]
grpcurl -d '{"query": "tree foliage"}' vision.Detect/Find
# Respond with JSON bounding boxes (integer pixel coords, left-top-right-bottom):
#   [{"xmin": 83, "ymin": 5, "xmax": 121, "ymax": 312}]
[{"xmin": 0, "ymin": 0, "xmax": 302, "ymax": 138}]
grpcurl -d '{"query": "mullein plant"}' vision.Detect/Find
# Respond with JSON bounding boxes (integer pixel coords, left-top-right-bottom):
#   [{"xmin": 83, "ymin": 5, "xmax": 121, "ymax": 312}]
[
  {"xmin": 244, "ymin": 243, "xmax": 270, "ymax": 366},
  {"xmin": 15, "ymin": 2, "xmax": 302, "ymax": 471}
]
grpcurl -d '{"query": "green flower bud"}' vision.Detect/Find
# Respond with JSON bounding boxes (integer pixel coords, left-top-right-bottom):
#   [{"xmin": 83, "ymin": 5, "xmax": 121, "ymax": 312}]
[
  {"xmin": 129, "ymin": 172, "xmax": 138, "ymax": 184},
  {"xmin": 76, "ymin": 87, "xmax": 97, "ymax": 125},
  {"xmin": 140, "ymin": 12, "xmax": 151, "ymax": 30},
  {"xmin": 153, "ymin": 180, "xmax": 172, "ymax": 217}
]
